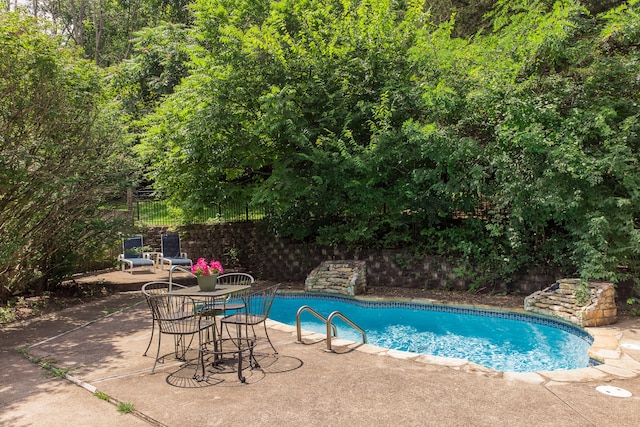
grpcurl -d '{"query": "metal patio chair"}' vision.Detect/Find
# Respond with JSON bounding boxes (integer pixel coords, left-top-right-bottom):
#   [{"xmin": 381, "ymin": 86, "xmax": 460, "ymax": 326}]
[
  {"xmin": 147, "ymin": 293, "xmax": 216, "ymax": 380},
  {"xmin": 141, "ymin": 281, "xmax": 187, "ymax": 357},
  {"xmin": 170, "ymin": 271, "xmax": 255, "ymax": 316},
  {"xmin": 221, "ymin": 284, "xmax": 280, "ymax": 360},
  {"xmin": 215, "ymin": 273, "xmax": 255, "ymax": 312}
]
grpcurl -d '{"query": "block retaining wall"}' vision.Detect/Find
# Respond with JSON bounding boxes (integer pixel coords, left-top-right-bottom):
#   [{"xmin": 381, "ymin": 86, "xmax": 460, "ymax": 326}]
[{"xmin": 139, "ymin": 222, "xmax": 559, "ymax": 294}]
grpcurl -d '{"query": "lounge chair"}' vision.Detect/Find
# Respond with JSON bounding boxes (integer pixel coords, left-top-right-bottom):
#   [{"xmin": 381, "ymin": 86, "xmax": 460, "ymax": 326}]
[
  {"xmin": 159, "ymin": 233, "xmax": 193, "ymax": 270},
  {"xmin": 118, "ymin": 234, "xmax": 155, "ymax": 273}
]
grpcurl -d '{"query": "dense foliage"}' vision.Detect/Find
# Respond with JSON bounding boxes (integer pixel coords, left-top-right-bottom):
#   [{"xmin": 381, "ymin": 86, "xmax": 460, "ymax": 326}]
[
  {"xmin": 135, "ymin": 0, "xmax": 640, "ymax": 289},
  {"xmin": 0, "ymin": 13, "xmax": 138, "ymax": 302},
  {"xmin": 2, "ymin": 0, "xmax": 638, "ymax": 301}
]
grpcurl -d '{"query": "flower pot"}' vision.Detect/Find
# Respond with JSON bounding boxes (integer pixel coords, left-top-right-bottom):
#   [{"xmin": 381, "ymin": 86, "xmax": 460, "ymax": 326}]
[{"xmin": 197, "ymin": 274, "xmax": 218, "ymax": 291}]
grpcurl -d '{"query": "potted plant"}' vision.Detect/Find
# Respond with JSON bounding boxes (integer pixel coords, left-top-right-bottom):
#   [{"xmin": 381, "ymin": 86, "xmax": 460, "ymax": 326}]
[{"xmin": 191, "ymin": 258, "xmax": 224, "ymax": 291}]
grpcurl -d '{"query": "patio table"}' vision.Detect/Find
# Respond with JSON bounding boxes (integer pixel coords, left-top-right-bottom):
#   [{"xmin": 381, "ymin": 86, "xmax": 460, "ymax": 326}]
[{"xmin": 167, "ymin": 283, "xmax": 250, "ymax": 298}]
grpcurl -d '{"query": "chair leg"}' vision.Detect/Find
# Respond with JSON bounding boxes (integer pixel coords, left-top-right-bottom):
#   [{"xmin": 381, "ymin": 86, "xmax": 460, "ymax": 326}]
[
  {"xmin": 237, "ymin": 345, "xmax": 247, "ymax": 383},
  {"xmin": 174, "ymin": 333, "xmax": 196, "ymax": 360},
  {"xmin": 143, "ymin": 319, "xmax": 156, "ymax": 356},
  {"xmin": 195, "ymin": 329, "xmax": 206, "ymax": 381},
  {"xmin": 262, "ymin": 322, "xmax": 278, "ymax": 355},
  {"xmin": 248, "ymin": 323, "xmax": 278, "ymax": 355},
  {"xmin": 206, "ymin": 321, "xmax": 222, "ymax": 363},
  {"xmin": 151, "ymin": 331, "xmax": 162, "ymax": 373}
]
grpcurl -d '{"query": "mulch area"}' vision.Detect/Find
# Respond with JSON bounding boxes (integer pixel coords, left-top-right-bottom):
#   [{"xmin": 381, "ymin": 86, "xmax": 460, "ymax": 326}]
[
  {"xmin": 260, "ymin": 281, "xmax": 525, "ymax": 309},
  {"xmin": 0, "ymin": 282, "xmax": 119, "ymax": 325}
]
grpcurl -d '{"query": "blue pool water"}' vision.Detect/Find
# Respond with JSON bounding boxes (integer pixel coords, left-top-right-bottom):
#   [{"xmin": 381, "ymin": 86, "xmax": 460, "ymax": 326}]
[{"xmin": 268, "ymin": 293, "xmax": 593, "ymax": 373}]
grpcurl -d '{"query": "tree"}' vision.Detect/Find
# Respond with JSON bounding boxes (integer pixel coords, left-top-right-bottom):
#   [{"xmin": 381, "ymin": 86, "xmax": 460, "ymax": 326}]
[
  {"xmin": 138, "ymin": 0, "xmax": 640, "ymax": 289},
  {"xmin": 139, "ymin": 0, "xmax": 432, "ymax": 233},
  {"xmin": 112, "ymin": 23, "xmax": 191, "ymax": 122},
  {"xmin": 427, "ymin": 0, "xmax": 640, "ymax": 283},
  {"xmin": 13, "ymin": 0, "xmax": 194, "ymax": 66},
  {"xmin": 0, "ymin": 12, "xmax": 139, "ymax": 303}
]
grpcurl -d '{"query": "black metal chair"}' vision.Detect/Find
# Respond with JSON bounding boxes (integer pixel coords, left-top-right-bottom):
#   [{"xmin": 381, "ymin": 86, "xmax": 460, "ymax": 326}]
[
  {"xmin": 185, "ymin": 272, "xmax": 255, "ymax": 316},
  {"xmin": 147, "ymin": 293, "xmax": 216, "ymax": 380},
  {"xmin": 220, "ymin": 284, "xmax": 280, "ymax": 359},
  {"xmin": 217, "ymin": 272, "xmax": 255, "ymax": 286},
  {"xmin": 215, "ymin": 273, "xmax": 254, "ymax": 311},
  {"xmin": 141, "ymin": 281, "xmax": 187, "ymax": 357}
]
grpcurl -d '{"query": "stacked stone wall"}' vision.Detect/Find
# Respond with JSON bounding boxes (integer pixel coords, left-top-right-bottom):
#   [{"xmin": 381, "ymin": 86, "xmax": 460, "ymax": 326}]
[
  {"xmin": 305, "ymin": 261, "xmax": 366, "ymax": 296},
  {"xmin": 524, "ymin": 278, "xmax": 617, "ymax": 326}
]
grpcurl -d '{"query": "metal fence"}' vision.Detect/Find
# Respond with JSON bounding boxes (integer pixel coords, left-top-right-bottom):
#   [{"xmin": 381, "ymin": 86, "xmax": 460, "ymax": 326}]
[{"xmin": 133, "ymin": 192, "xmax": 266, "ymax": 226}]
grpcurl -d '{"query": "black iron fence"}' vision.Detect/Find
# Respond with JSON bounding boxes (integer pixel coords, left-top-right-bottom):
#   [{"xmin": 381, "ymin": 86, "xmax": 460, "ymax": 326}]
[{"xmin": 132, "ymin": 191, "xmax": 266, "ymax": 226}]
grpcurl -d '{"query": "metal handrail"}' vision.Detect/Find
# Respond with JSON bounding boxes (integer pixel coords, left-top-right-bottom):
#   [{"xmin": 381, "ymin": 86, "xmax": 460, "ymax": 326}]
[
  {"xmin": 169, "ymin": 265, "xmax": 193, "ymax": 291},
  {"xmin": 295, "ymin": 305, "xmax": 338, "ymax": 343},
  {"xmin": 326, "ymin": 311, "xmax": 366, "ymax": 352}
]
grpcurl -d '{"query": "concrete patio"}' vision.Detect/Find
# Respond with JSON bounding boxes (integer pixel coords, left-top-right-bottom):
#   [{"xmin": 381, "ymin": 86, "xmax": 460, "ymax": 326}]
[{"xmin": 1, "ymin": 268, "xmax": 639, "ymax": 426}]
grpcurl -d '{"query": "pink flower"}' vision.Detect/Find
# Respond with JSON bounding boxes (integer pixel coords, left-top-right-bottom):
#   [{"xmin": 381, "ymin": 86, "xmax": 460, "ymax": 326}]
[{"xmin": 191, "ymin": 257, "xmax": 224, "ymax": 276}]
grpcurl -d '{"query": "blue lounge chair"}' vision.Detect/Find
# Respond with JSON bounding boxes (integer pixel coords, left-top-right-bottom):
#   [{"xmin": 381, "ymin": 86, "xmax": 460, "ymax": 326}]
[
  {"xmin": 160, "ymin": 233, "xmax": 193, "ymax": 270},
  {"xmin": 118, "ymin": 234, "xmax": 155, "ymax": 273}
]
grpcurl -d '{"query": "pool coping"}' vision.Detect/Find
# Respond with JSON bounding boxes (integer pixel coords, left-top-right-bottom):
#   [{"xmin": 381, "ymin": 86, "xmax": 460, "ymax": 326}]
[{"xmin": 271, "ymin": 291, "xmax": 640, "ymax": 384}]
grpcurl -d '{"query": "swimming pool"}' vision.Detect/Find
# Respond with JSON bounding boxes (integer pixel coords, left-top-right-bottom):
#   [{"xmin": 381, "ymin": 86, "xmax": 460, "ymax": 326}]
[{"xmin": 268, "ymin": 293, "xmax": 594, "ymax": 373}]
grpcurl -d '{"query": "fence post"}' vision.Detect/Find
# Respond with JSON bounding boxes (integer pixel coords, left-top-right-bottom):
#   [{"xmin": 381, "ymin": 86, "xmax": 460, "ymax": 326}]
[{"xmin": 127, "ymin": 188, "xmax": 133, "ymax": 211}]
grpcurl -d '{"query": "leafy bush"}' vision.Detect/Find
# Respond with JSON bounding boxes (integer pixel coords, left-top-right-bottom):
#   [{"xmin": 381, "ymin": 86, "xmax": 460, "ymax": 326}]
[{"xmin": 0, "ymin": 12, "xmax": 139, "ymax": 303}]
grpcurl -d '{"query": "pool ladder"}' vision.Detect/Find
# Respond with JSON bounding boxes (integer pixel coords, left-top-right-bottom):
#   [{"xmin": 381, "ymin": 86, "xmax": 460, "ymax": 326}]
[{"xmin": 295, "ymin": 305, "xmax": 367, "ymax": 352}]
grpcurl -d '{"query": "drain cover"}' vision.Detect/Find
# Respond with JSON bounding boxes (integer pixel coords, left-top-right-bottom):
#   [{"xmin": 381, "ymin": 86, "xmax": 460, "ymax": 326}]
[
  {"xmin": 621, "ymin": 342, "xmax": 640, "ymax": 351},
  {"xmin": 596, "ymin": 385, "xmax": 632, "ymax": 398}
]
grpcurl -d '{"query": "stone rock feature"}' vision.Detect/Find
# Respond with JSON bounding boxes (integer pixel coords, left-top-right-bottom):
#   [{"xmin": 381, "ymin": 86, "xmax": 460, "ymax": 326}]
[
  {"xmin": 305, "ymin": 260, "xmax": 367, "ymax": 296},
  {"xmin": 524, "ymin": 278, "xmax": 617, "ymax": 327}
]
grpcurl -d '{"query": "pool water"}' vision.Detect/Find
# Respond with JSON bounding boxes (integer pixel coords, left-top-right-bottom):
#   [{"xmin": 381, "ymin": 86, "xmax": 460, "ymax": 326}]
[{"xmin": 268, "ymin": 294, "xmax": 593, "ymax": 373}]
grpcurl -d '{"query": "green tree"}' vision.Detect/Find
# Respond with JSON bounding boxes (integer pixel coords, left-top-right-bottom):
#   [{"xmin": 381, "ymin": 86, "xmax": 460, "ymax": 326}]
[
  {"xmin": 138, "ymin": 0, "xmax": 640, "ymax": 290},
  {"xmin": 0, "ymin": 12, "xmax": 139, "ymax": 303},
  {"xmin": 433, "ymin": 0, "xmax": 640, "ymax": 284},
  {"xmin": 139, "ymin": 0, "xmax": 432, "ymax": 233},
  {"xmin": 111, "ymin": 21, "xmax": 191, "ymax": 150},
  {"xmin": 22, "ymin": 0, "xmax": 194, "ymax": 66}
]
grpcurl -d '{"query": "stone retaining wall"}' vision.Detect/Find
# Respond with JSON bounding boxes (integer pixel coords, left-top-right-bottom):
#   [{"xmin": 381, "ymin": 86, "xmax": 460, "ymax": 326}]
[
  {"xmin": 137, "ymin": 223, "xmax": 560, "ymax": 294},
  {"xmin": 305, "ymin": 261, "xmax": 367, "ymax": 296},
  {"xmin": 524, "ymin": 278, "xmax": 617, "ymax": 326}
]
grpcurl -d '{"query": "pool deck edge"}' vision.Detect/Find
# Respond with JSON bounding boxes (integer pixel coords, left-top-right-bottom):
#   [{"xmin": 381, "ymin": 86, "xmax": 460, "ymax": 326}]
[{"xmin": 267, "ymin": 314, "xmax": 640, "ymax": 384}]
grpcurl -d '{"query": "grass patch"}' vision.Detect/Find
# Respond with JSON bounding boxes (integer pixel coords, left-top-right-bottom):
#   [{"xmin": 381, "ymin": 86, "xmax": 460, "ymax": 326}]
[
  {"xmin": 94, "ymin": 391, "xmax": 110, "ymax": 401},
  {"xmin": 117, "ymin": 402, "xmax": 135, "ymax": 414},
  {"xmin": 18, "ymin": 348, "xmax": 73, "ymax": 377}
]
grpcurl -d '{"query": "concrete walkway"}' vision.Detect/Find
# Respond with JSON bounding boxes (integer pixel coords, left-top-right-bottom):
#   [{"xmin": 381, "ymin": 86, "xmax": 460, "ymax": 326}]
[{"xmin": 1, "ymin": 269, "xmax": 640, "ymax": 426}]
